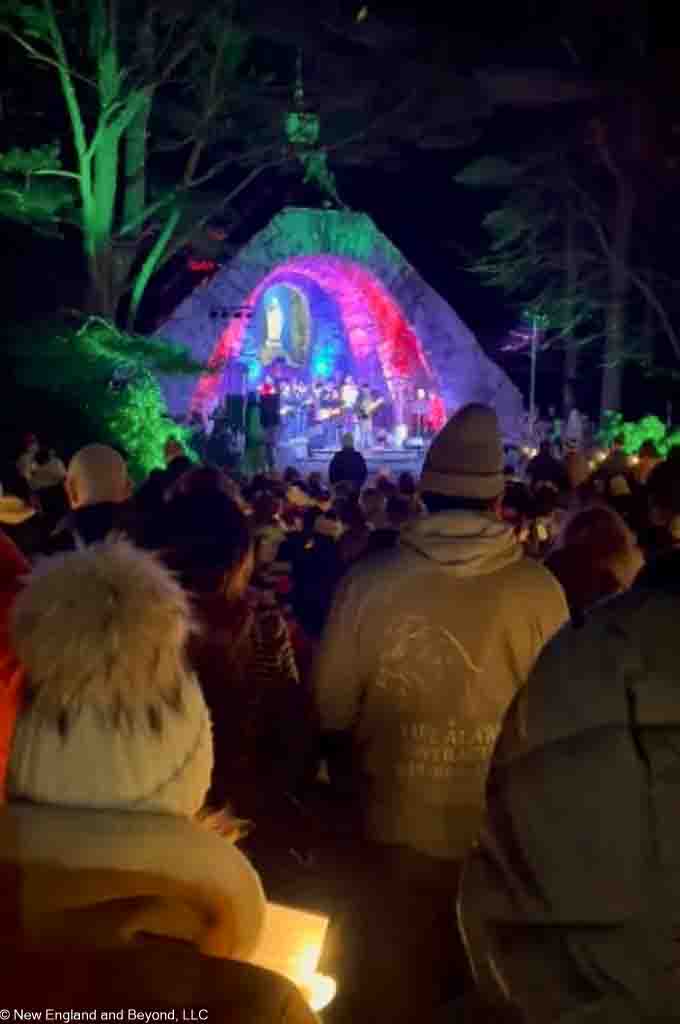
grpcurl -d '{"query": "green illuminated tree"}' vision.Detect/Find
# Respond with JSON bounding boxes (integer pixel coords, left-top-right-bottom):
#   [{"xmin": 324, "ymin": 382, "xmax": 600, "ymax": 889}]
[
  {"xmin": 1, "ymin": 314, "xmax": 204, "ymax": 479},
  {"xmin": 0, "ymin": 0, "xmax": 286, "ymax": 326}
]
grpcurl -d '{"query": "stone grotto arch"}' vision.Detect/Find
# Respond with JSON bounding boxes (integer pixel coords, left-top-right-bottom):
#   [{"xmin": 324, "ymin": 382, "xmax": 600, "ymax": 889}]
[{"xmin": 157, "ymin": 207, "xmax": 523, "ymax": 436}]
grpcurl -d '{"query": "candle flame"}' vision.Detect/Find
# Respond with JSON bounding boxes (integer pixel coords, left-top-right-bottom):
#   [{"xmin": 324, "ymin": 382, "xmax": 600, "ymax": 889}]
[{"xmin": 303, "ymin": 973, "xmax": 338, "ymax": 1012}]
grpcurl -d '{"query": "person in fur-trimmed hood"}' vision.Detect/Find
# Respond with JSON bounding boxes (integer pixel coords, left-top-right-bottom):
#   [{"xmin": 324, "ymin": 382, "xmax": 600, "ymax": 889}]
[{"xmin": 0, "ymin": 541, "xmax": 316, "ymax": 1022}]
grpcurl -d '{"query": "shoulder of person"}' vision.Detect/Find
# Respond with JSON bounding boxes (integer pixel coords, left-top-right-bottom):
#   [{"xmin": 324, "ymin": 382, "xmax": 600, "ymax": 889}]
[
  {"xmin": 508, "ymin": 554, "xmax": 569, "ymax": 621},
  {"xmin": 333, "ymin": 544, "xmax": 403, "ymax": 606},
  {"xmin": 523, "ymin": 587, "xmax": 653, "ymax": 745}
]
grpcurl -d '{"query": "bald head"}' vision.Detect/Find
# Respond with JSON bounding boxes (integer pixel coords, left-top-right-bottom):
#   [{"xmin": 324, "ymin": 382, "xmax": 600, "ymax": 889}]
[{"xmin": 66, "ymin": 444, "xmax": 130, "ymax": 509}]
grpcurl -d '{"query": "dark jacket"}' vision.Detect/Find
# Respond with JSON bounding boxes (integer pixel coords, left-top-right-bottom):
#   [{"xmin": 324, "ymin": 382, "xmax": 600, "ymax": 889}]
[
  {"xmin": 0, "ymin": 943, "xmax": 317, "ymax": 1023},
  {"xmin": 187, "ymin": 592, "xmax": 317, "ymax": 813},
  {"xmin": 545, "ymin": 545, "xmax": 621, "ymax": 624},
  {"xmin": 46, "ymin": 501, "xmax": 132, "ymax": 553},
  {"xmin": 525, "ymin": 452, "xmax": 568, "ymax": 491},
  {"xmin": 328, "ymin": 448, "xmax": 368, "ymax": 490},
  {"xmin": 459, "ymin": 547, "xmax": 680, "ymax": 1021}
]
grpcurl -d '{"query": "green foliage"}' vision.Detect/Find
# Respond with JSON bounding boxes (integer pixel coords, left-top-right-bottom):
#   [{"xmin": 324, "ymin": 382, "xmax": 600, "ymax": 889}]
[
  {"xmin": 3, "ymin": 317, "xmax": 204, "ymax": 480},
  {"xmin": 597, "ymin": 411, "xmax": 674, "ymax": 455},
  {"xmin": 0, "ymin": 143, "xmax": 62, "ymax": 174},
  {"xmin": 454, "ymin": 157, "xmax": 521, "ymax": 187},
  {"xmin": 0, "ymin": 2, "xmax": 284, "ymax": 322},
  {"xmin": 1, "ymin": 1, "xmax": 52, "ymax": 39},
  {"xmin": 299, "ymin": 149, "xmax": 342, "ymax": 204},
  {"xmin": 285, "ymin": 111, "xmax": 320, "ymax": 148},
  {"xmin": 665, "ymin": 429, "xmax": 680, "ymax": 454},
  {"xmin": 0, "ymin": 143, "xmax": 78, "ymax": 234}
]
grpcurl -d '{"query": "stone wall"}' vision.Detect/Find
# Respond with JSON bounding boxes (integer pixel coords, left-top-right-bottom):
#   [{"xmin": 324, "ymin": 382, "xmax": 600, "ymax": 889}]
[{"xmin": 157, "ymin": 207, "xmax": 524, "ymax": 437}]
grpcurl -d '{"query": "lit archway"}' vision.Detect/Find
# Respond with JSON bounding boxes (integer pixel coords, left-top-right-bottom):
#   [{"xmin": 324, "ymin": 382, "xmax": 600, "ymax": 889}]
[
  {"xmin": 157, "ymin": 207, "xmax": 524, "ymax": 437},
  {"xmin": 191, "ymin": 255, "xmax": 444, "ymax": 428}
]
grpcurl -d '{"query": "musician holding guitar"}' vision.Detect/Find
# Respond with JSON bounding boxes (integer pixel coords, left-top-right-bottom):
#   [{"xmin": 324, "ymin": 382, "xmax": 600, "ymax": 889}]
[
  {"xmin": 356, "ymin": 385, "xmax": 384, "ymax": 451},
  {"xmin": 318, "ymin": 384, "xmax": 342, "ymax": 447}
]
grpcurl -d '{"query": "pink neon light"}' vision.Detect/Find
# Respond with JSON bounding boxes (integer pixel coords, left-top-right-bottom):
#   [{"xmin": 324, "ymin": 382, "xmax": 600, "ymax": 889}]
[{"xmin": 192, "ymin": 255, "xmax": 443, "ymax": 426}]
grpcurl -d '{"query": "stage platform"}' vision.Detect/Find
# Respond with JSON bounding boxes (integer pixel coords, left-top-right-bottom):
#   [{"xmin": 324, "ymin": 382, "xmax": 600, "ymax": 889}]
[{"xmin": 278, "ymin": 442, "xmax": 427, "ymax": 479}]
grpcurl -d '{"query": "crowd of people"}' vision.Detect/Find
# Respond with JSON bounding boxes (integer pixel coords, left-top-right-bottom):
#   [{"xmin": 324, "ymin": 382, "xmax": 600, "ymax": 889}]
[{"xmin": 0, "ymin": 406, "xmax": 679, "ymax": 1022}]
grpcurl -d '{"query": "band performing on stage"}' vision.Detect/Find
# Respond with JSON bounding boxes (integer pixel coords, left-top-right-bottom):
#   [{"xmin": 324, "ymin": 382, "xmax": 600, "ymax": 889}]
[{"xmin": 200, "ymin": 366, "xmax": 443, "ymax": 465}]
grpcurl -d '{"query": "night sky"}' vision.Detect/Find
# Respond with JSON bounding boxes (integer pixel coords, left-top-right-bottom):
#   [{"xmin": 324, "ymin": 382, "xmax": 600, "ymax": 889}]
[{"xmin": 2, "ymin": 2, "xmax": 676, "ymax": 421}]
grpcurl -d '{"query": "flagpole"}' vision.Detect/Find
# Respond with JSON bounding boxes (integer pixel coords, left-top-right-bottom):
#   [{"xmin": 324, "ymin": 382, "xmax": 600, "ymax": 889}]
[{"xmin": 530, "ymin": 316, "xmax": 537, "ymax": 430}]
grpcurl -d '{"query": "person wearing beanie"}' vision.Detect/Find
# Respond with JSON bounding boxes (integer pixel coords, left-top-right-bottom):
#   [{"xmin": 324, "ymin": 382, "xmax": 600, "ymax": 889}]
[
  {"xmin": 328, "ymin": 432, "xmax": 368, "ymax": 492},
  {"xmin": 313, "ymin": 403, "xmax": 568, "ymax": 1022},
  {"xmin": 0, "ymin": 541, "xmax": 316, "ymax": 1021}
]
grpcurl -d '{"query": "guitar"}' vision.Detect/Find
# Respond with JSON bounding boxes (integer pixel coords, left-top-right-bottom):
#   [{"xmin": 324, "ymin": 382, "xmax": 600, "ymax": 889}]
[
  {"xmin": 358, "ymin": 397, "xmax": 385, "ymax": 419},
  {"xmin": 317, "ymin": 406, "xmax": 343, "ymax": 421}
]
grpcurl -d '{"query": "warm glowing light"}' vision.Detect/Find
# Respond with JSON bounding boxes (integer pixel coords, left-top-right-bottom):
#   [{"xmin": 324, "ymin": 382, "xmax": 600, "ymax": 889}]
[
  {"xmin": 629, "ymin": 455, "xmax": 640, "ymax": 465},
  {"xmin": 251, "ymin": 902, "xmax": 336, "ymax": 1012},
  {"xmin": 304, "ymin": 973, "xmax": 338, "ymax": 1012}
]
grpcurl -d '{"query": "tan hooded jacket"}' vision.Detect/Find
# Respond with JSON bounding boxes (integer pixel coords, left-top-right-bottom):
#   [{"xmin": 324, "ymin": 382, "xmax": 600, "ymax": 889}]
[{"xmin": 315, "ymin": 511, "xmax": 568, "ymax": 859}]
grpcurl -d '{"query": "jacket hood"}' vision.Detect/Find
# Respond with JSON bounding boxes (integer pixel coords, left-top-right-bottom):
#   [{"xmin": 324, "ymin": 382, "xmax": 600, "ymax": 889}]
[
  {"xmin": 0, "ymin": 803, "xmax": 265, "ymax": 960},
  {"xmin": 400, "ymin": 510, "xmax": 522, "ymax": 577},
  {"xmin": 0, "ymin": 496, "xmax": 36, "ymax": 526}
]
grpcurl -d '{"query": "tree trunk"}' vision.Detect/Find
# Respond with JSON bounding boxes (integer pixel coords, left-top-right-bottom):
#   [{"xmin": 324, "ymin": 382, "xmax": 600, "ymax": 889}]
[
  {"xmin": 600, "ymin": 175, "xmax": 634, "ymax": 415},
  {"xmin": 562, "ymin": 200, "xmax": 579, "ymax": 414},
  {"xmin": 118, "ymin": 15, "xmax": 156, "ymax": 327},
  {"xmin": 117, "ymin": 94, "xmax": 153, "ymax": 326},
  {"xmin": 598, "ymin": 99, "xmax": 641, "ymax": 417},
  {"xmin": 85, "ymin": 246, "xmax": 119, "ymax": 319}
]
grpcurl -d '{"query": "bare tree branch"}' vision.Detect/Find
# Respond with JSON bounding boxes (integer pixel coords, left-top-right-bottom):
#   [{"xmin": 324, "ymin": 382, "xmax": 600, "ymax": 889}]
[
  {"xmin": 31, "ymin": 169, "xmax": 81, "ymax": 180},
  {"xmin": 584, "ymin": 207, "xmax": 680, "ymax": 361},
  {"xmin": 153, "ymin": 136, "xmax": 197, "ymax": 153},
  {"xmin": 0, "ymin": 23, "xmax": 97, "ymax": 90},
  {"xmin": 186, "ymin": 142, "xmax": 283, "ymax": 188}
]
